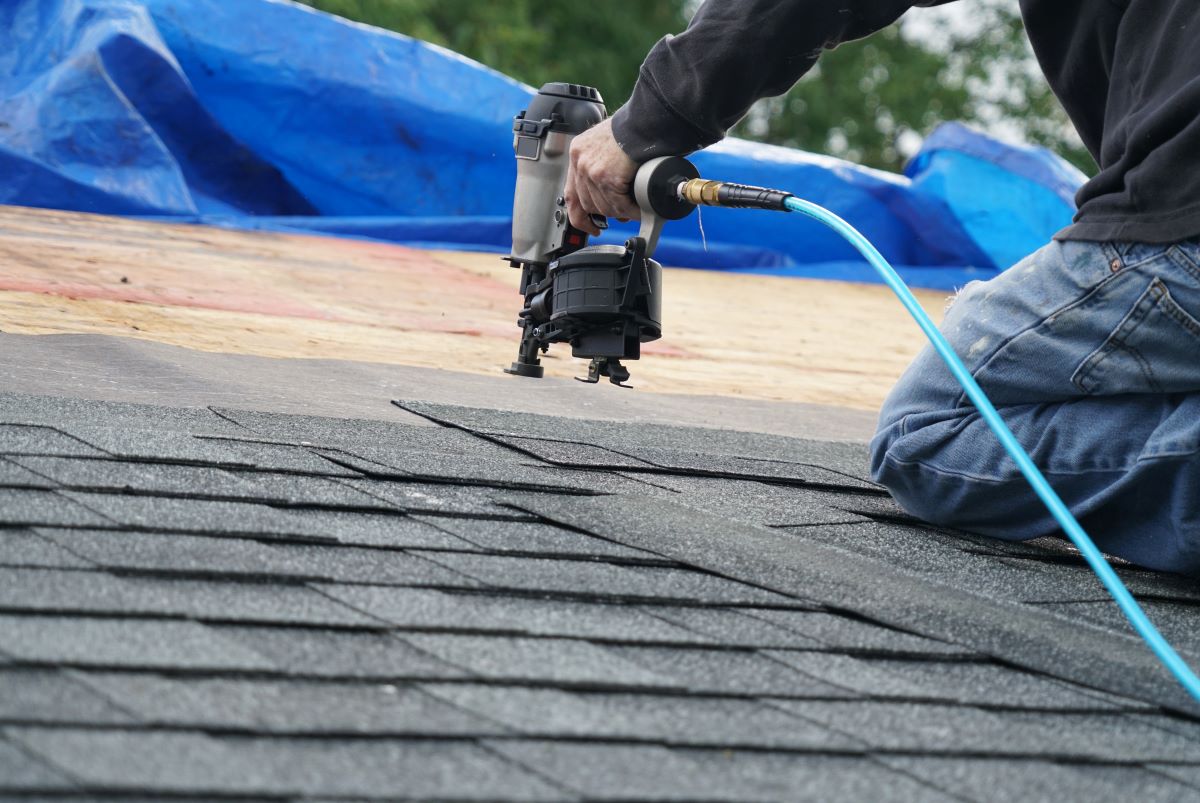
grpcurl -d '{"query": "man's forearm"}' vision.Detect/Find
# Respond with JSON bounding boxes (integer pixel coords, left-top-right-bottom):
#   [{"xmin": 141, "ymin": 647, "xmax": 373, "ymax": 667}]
[{"xmin": 611, "ymin": 0, "xmax": 947, "ymax": 160}]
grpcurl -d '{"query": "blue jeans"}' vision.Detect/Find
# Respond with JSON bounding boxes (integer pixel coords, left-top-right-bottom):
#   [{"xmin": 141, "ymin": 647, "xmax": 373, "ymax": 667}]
[{"xmin": 871, "ymin": 238, "xmax": 1200, "ymax": 573}]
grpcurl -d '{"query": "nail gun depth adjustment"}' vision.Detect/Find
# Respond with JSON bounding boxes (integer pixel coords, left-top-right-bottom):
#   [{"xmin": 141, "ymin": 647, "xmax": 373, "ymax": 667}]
[{"xmin": 505, "ymin": 82, "xmax": 697, "ymax": 387}]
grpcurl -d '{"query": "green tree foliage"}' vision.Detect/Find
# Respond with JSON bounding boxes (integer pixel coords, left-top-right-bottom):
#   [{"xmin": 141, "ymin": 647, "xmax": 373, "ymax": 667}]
[
  {"xmin": 733, "ymin": 25, "xmax": 970, "ymax": 172},
  {"xmin": 295, "ymin": 0, "xmax": 689, "ymax": 111},
  {"xmin": 297, "ymin": 0, "xmax": 1093, "ymax": 175}
]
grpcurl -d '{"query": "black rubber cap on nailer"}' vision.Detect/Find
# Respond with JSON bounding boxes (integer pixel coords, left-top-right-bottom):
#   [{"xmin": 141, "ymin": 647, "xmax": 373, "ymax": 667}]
[
  {"xmin": 520, "ymin": 83, "xmax": 607, "ymax": 135},
  {"xmin": 640, "ymin": 156, "xmax": 699, "ymax": 220}
]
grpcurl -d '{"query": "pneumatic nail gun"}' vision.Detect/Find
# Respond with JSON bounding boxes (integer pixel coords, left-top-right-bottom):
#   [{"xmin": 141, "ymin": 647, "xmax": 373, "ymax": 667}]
[{"xmin": 504, "ymin": 82, "xmax": 698, "ymax": 387}]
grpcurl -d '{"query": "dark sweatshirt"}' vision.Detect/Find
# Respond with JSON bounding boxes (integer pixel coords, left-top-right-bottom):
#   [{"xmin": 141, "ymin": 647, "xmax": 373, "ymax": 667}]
[{"xmin": 611, "ymin": 0, "xmax": 1200, "ymax": 243}]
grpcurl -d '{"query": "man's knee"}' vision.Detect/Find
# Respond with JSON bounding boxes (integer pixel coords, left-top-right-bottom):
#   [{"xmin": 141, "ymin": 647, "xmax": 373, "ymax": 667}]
[{"xmin": 869, "ymin": 399, "xmax": 1044, "ymax": 539}]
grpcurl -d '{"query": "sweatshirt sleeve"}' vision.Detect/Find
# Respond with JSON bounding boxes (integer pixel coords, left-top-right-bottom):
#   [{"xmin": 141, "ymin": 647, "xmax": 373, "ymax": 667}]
[{"xmin": 611, "ymin": 0, "xmax": 954, "ymax": 160}]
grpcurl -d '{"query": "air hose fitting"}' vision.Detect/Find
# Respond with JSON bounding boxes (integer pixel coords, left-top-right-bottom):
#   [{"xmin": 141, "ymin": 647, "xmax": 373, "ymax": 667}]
[{"xmin": 677, "ymin": 178, "xmax": 793, "ymax": 211}]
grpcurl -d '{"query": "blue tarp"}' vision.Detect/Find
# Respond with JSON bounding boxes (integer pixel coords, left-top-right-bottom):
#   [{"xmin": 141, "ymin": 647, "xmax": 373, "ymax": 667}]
[{"xmin": 0, "ymin": 0, "xmax": 1089, "ymax": 289}]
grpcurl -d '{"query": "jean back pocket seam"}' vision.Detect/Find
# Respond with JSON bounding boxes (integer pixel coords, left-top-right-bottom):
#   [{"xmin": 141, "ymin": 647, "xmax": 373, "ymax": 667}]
[{"xmin": 1072, "ymin": 278, "xmax": 1200, "ymax": 395}]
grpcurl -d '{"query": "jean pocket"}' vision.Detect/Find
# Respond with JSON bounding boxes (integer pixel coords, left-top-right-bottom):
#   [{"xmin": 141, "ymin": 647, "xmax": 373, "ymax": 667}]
[{"xmin": 1071, "ymin": 278, "xmax": 1200, "ymax": 395}]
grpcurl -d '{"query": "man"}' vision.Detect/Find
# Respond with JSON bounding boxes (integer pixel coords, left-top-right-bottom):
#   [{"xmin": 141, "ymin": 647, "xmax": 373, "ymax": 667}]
[{"xmin": 565, "ymin": 1, "xmax": 1200, "ymax": 573}]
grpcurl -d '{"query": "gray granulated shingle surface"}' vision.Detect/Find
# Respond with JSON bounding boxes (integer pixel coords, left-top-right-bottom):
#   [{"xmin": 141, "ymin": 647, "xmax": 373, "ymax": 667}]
[
  {"xmin": 414, "ymin": 551, "xmax": 796, "ymax": 605},
  {"xmin": 608, "ymin": 645, "xmax": 856, "ymax": 698},
  {"xmin": 1148, "ymin": 763, "xmax": 1200, "ymax": 790},
  {"xmin": 0, "ymin": 393, "xmax": 245, "ymax": 435},
  {"xmin": 414, "ymin": 515, "xmax": 660, "ymax": 559},
  {"xmin": 9, "ymin": 456, "xmax": 260, "ymax": 498},
  {"xmin": 275, "ymin": 509, "xmax": 477, "ymax": 549},
  {"xmin": 772, "ymin": 699, "xmax": 1200, "ymax": 761},
  {"xmin": 56, "ymin": 492, "xmax": 338, "ymax": 539},
  {"xmin": 0, "ymin": 457, "xmax": 56, "ymax": 489},
  {"xmin": 1039, "ymin": 599, "xmax": 1200, "ymax": 654},
  {"xmin": 0, "ymin": 489, "xmax": 114, "ymax": 528},
  {"xmin": 883, "ymin": 756, "xmax": 1200, "ymax": 803},
  {"xmin": 213, "ymin": 406, "xmax": 511, "ymax": 460},
  {"xmin": 483, "ymin": 741, "xmax": 958, "ymax": 802},
  {"xmin": 227, "ymin": 472, "xmax": 391, "ymax": 507},
  {"xmin": 511, "ymin": 492, "xmax": 1200, "ymax": 714},
  {"xmin": 0, "ymin": 737, "xmax": 76, "ymax": 791},
  {"xmin": 325, "ymin": 446, "xmax": 553, "ymax": 489},
  {"xmin": 6, "ymin": 392, "xmax": 1200, "ymax": 798},
  {"xmin": 34, "ymin": 528, "xmax": 477, "ymax": 585},
  {"xmin": 0, "ymin": 615, "xmax": 274, "ymax": 670},
  {"xmin": 314, "ymin": 586, "xmax": 707, "ymax": 644},
  {"xmin": 425, "ymin": 684, "xmax": 858, "ymax": 749},
  {"xmin": 0, "ymin": 530, "xmax": 92, "ymax": 569},
  {"xmin": 0, "ymin": 424, "xmax": 107, "ymax": 457},
  {"xmin": 0, "ymin": 669, "xmax": 137, "ymax": 724},
  {"xmin": 214, "ymin": 626, "xmax": 471, "ymax": 679},
  {"xmin": 743, "ymin": 609, "xmax": 972, "ymax": 656},
  {"xmin": 8, "ymin": 728, "xmax": 567, "ymax": 799},
  {"xmin": 0, "ymin": 567, "xmax": 379, "ymax": 626},
  {"xmin": 640, "ymin": 605, "xmax": 825, "ymax": 649},
  {"xmin": 625, "ymin": 474, "xmax": 874, "ymax": 527},
  {"xmin": 490, "ymin": 434, "xmax": 660, "ymax": 469},
  {"xmin": 77, "ymin": 674, "xmax": 494, "ymax": 735},
  {"xmin": 192, "ymin": 435, "xmax": 363, "ymax": 476},
  {"xmin": 339, "ymin": 477, "xmax": 527, "ymax": 516},
  {"xmin": 400, "ymin": 633, "xmax": 672, "ymax": 688},
  {"xmin": 210, "ymin": 407, "xmax": 442, "ymax": 446},
  {"xmin": 766, "ymin": 651, "xmax": 1126, "ymax": 710},
  {"xmin": 63, "ymin": 427, "xmax": 359, "ymax": 477}
]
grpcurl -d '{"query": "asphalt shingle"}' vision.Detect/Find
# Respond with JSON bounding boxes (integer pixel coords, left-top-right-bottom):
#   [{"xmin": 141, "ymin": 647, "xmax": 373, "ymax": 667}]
[
  {"xmin": 0, "ymin": 394, "xmax": 245, "ymax": 435},
  {"xmin": 883, "ymin": 756, "xmax": 1200, "ymax": 803},
  {"xmin": 609, "ymin": 645, "xmax": 856, "ymax": 698},
  {"xmin": 772, "ymin": 700, "xmax": 1200, "ymax": 762},
  {"xmin": 0, "ymin": 737, "xmax": 76, "ymax": 792},
  {"xmin": 5, "ymin": 392, "xmax": 1200, "ymax": 799},
  {"xmin": 512, "ymin": 492, "xmax": 1197, "ymax": 714},
  {"xmin": 315, "ymin": 585, "xmax": 707, "ymax": 643},
  {"xmin": 640, "ymin": 605, "xmax": 824, "ymax": 649},
  {"xmin": 0, "ymin": 668, "xmax": 137, "ymax": 725},
  {"xmin": 415, "ymin": 551, "xmax": 797, "ymax": 605},
  {"xmin": 341, "ymin": 477, "xmax": 530, "ymax": 516},
  {"xmin": 767, "ymin": 651, "xmax": 1128, "ymax": 710},
  {"xmin": 399, "ymin": 633, "xmax": 671, "ymax": 688},
  {"xmin": 424, "ymin": 684, "xmax": 858, "ymax": 749},
  {"xmin": 9, "ymin": 456, "xmax": 260, "ymax": 498},
  {"xmin": 0, "ymin": 615, "xmax": 274, "ymax": 670},
  {"xmin": 415, "ymin": 515, "xmax": 660, "ymax": 560},
  {"xmin": 215, "ymin": 626, "xmax": 471, "ymax": 679},
  {"xmin": 0, "ymin": 424, "xmax": 107, "ymax": 458},
  {"xmin": 0, "ymin": 489, "xmax": 114, "ymax": 528},
  {"xmin": 0, "ymin": 567, "xmax": 379, "ymax": 626},
  {"xmin": 0, "ymin": 457, "xmax": 56, "ymax": 489},
  {"xmin": 8, "ymin": 728, "xmax": 566, "ymax": 799},
  {"xmin": 77, "ymin": 674, "xmax": 494, "ymax": 735},
  {"xmin": 743, "ymin": 609, "xmax": 972, "ymax": 657},
  {"xmin": 0, "ymin": 530, "xmax": 92, "ymax": 569},
  {"xmin": 35, "ymin": 528, "xmax": 477, "ymax": 585},
  {"xmin": 483, "ymin": 741, "xmax": 957, "ymax": 802},
  {"xmin": 56, "ymin": 492, "xmax": 339, "ymax": 540}
]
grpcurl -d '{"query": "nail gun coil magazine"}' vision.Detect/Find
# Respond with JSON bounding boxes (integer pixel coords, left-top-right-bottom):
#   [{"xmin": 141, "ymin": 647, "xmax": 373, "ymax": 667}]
[{"xmin": 512, "ymin": 238, "xmax": 662, "ymax": 386}]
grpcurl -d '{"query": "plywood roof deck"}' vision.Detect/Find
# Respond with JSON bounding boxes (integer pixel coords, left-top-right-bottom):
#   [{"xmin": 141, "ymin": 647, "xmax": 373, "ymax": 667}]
[{"xmin": 0, "ymin": 204, "xmax": 947, "ymax": 411}]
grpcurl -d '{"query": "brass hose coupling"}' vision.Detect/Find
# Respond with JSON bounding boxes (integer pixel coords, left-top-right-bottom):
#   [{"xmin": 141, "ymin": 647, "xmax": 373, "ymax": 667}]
[
  {"xmin": 676, "ymin": 177, "xmax": 793, "ymax": 211},
  {"xmin": 678, "ymin": 178, "xmax": 724, "ymax": 206}
]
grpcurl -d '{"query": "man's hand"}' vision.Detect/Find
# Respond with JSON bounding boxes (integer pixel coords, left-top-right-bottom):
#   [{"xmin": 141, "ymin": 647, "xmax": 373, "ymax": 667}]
[{"xmin": 565, "ymin": 117, "xmax": 640, "ymax": 236}]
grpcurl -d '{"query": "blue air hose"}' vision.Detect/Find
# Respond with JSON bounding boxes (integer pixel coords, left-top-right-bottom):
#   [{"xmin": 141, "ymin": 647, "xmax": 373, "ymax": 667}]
[{"xmin": 777, "ymin": 194, "xmax": 1200, "ymax": 703}]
